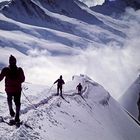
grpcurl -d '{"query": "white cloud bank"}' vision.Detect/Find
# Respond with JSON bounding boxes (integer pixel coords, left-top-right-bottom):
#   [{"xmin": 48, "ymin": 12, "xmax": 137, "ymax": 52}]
[
  {"xmin": 22, "ymin": 43, "xmax": 139, "ymax": 100},
  {"xmin": 0, "ymin": 43, "xmax": 139, "ymax": 99}
]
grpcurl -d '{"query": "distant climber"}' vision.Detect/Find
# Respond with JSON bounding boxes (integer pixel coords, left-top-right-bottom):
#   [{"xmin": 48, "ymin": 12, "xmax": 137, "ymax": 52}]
[
  {"xmin": 54, "ymin": 75, "xmax": 65, "ymax": 96},
  {"xmin": 76, "ymin": 83, "xmax": 83, "ymax": 95},
  {"xmin": 0, "ymin": 55, "xmax": 25, "ymax": 124},
  {"xmin": 137, "ymin": 92, "xmax": 140, "ymax": 121}
]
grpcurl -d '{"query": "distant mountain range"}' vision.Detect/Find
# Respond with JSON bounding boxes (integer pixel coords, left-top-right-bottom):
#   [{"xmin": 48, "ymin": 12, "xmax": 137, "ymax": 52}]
[
  {"xmin": 0, "ymin": 0, "xmax": 107, "ymax": 32},
  {"xmin": 92, "ymin": 0, "xmax": 140, "ymax": 17},
  {"xmin": 1, "ymin": 0, "xmax": 140, "ymax": 21}
]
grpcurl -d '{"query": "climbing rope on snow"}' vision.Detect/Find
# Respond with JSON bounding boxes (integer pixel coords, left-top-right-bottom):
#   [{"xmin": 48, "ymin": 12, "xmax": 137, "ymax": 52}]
[
  {"xmin": 22, "ymin": 84, "xmax": 54, "ymax": 111},
  {"xmin": 22, "ymin": 90, "xmax": 39, "ymax": 111}
]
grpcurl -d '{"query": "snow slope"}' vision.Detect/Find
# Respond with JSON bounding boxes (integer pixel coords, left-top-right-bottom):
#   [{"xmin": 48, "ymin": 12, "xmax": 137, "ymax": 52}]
[
  {"xmin": 0, "ymin": 0, "xmax": 127, "ymax": 39},
  {"xmin": 1, "ymin": 0, "xmax": 103, "ymax": 28},
  {"xmin": 119, "ymin": 75, "xmax": 140, "ymax": 119},
  {"xmin": 0, "ymin": 75, "xmax": 140, "ymax": 140}
]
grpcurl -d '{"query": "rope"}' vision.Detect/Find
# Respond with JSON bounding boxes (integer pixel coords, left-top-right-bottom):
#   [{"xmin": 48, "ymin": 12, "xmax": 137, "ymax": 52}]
[
  {"xmin": 22, "ymin": 84, "xmax": 54, "ymax": 111},
  {"xmin": 22, "ymin": 90, "xmax": 38, "ymax": 111},
  {"xmin": 47, "ymin": 84, "xmax": 54, "ymax": 94}
]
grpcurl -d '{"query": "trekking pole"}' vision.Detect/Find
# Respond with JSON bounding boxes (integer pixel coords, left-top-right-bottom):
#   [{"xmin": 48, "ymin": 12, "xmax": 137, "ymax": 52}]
[
  {"xmin": 47, "ymin": 84, "xmax": 54, "ymax": 94},
  {"xmin": 79, "ymin": 94, "xmax": 93, "ymax": 110}
]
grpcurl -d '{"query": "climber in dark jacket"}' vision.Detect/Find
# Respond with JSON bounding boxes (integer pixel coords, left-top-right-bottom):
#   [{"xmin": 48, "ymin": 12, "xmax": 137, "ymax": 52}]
[
  {"xmin": 76, "ymin": 83, "xmax": 83, "ymax": 95},
  {"xmin": 54, "ymin": 75, "xmax": 65, "ymax": 96},
  {"xmin": 0, "ymin": 55, "xmax": 25, "ymax": 123}
]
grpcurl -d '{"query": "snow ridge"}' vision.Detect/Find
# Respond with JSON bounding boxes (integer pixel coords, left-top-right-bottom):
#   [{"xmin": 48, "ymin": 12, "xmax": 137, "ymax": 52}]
[{"xmin": 0, "ymin": 75, "xmax": 140, "ymax": 140}]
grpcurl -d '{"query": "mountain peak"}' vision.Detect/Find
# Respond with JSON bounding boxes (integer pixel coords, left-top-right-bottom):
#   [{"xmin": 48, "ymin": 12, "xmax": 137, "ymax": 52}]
[
  {"xmin": 1, "ymin": 0, "xmax": 50, "ymax": 23},
  {"xmin": 92, "ymin": 0, "xmax": 140, "ymax": 17}
]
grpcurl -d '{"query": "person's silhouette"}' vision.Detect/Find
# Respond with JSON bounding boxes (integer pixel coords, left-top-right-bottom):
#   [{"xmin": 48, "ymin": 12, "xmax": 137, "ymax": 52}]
[
  {"xmin": 76, "ymin": 83, "xmax": 83, "ymax": 95},
  {"xmin": 54, "ymin": 75, "xmax": 65, "ymax": 96},
  {"xmin": 0, "ymin": 55, "xmax": 25, "ymax": 123}
]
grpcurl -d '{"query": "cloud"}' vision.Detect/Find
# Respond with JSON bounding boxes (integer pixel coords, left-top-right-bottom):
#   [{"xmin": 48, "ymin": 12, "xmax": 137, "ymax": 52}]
[
  {"xmin": 78, "ymin": 0, "xmax": 105, "ymax": 7},
  {"xmin": 18, "ymin": 38, "xmax": 139, "ymax": 100}
]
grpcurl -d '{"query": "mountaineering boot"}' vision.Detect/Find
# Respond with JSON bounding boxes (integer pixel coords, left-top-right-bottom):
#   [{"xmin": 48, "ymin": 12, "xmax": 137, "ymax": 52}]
[
  {"xmin": 60, "ymin": 94, "xmax": 64, "ymax": 98},
  {"xmin": 9, "ymin": 119, "xmax": 16, "ymax": 126},
  {"xmin": 15, "ymin": 112, "xmax": 20, "ymax": 122},
  {"xmin": 15, "ymin": 113, "xmax": 22, "ymax": 128},
  {"xmin": 16, "ymin": 122, "xmax": 21, "ymax": 128}
]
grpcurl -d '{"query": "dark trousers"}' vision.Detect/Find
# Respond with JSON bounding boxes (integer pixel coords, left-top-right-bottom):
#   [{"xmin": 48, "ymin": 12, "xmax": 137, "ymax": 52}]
[
  {"xmin": 7, "ymin": 92, "xmax": 21, "ymax": 120},
  {"xmin": 78, "ymin": 90, "xmax": 82, "ymax": 95},
  {"xmin": 57, "ymin": 86, "xmax": 62, "ymax": 96}
]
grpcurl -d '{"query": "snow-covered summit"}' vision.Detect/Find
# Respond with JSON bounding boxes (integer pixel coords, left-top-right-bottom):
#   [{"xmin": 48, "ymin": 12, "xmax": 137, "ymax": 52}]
[
  {"xmin": 91, "ymin": 0, "xmax": 127, "ymax": 17},
  {"xmin": 0, "ymin": 0, "xmax": 103, "ymax": 26},
  {"xmin": 0, "ymin": 0, "xmax": 127, "ymax": 58},
  {"xmin": 0, "ymin": 75, "xmax": 140, "ymax": 140}
]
